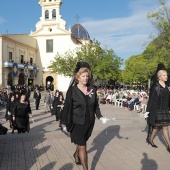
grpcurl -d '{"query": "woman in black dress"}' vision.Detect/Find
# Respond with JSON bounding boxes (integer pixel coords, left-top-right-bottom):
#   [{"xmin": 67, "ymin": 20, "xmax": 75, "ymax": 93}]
[
  {"xmin": 6, "ymin": 93, "xmax": 14, "ymax": 129},
  {"xmin": 13, "ymin": 93, "xmax": 32, "ymax": 133},
  {"xmin": 61, "ymin": 62, "xmax": 106, "ymax": 170},
  {"xmin": 146, "ymin": 69, "xmax": 170, "ymax": 152},
  {"xmin": 52, "ymin": 90, "xmax": 60, "ymax": 120},
  {"xmin": 56, "ymin": 94, "xmax": 64, "ymax": 127}
]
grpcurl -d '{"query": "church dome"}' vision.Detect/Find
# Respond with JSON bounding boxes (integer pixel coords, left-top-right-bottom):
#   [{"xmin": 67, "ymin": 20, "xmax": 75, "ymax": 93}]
[{"xmin": 71, "ymin": 23, "xmax": 90, "ymax": 40}]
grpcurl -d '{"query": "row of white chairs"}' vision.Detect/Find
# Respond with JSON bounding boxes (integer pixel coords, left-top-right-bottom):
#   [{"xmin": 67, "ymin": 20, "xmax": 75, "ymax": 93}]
[
  {"xmin": 134, "ymin": 103, "xmax": 147, "ymax": 112},
  {"xmin": 113, "ymin": 99, "xmax": 147, "ymax": 112}
]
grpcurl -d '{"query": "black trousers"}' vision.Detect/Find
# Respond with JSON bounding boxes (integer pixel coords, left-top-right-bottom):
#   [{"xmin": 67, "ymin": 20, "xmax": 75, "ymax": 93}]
[{"xmin": 35, "ymin": 100, "xmax": 40, "ymax": 110}]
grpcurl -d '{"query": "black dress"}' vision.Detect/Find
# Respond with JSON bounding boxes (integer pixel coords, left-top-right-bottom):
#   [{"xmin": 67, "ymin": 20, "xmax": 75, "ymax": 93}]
[
  {"xmin": 71, "ymin": 90, "xmax": 95, "ymax": 146},
  {"xmin": 154, "ymin": 85, "xmax": 170, "ymax": 126},
  {"xmin": 56, "ymin": 100, "xmax": 63, "ymax": 120},
  {"xmin": 14, "ymin": 102, "xmax": 32, "ymax": 133},
  {"xmin": 52, "ymin": 96, "xmax": 59, "ymax": 116},
  {"xmin": 6, "ymin": 100, "xmax": 14, "ymax": 121}
]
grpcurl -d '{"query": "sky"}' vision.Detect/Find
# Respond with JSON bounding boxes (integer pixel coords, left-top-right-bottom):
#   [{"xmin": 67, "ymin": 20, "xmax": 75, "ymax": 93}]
[{"xmin": 0, "ymin": 0, "xmax": 161, "ymax": 62}]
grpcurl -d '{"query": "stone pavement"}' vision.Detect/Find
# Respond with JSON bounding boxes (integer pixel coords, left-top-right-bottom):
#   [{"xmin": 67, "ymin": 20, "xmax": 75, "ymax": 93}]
[{"xmin": 0, "ymin": 97, "xmax": 170, "ymax": 170}]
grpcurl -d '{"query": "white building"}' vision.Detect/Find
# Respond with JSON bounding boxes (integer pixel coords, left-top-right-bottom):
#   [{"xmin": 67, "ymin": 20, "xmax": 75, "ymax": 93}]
[{"xmin": 0, "ymin": 0, "xmax": 91, "ymax": 92}]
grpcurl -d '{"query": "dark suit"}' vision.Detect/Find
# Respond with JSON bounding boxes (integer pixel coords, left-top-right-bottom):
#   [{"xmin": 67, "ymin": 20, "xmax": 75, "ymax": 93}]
[
  {"xmin": 62, "ymin": 85, "xmax": 103, "ymax": 126},
  {"xmin": 27, "ymin": 88, "xmax": 31, "ymax": 99},
  {"xmin": 34, "ymin": 91, "xmax": 41, "ymax": 110}
]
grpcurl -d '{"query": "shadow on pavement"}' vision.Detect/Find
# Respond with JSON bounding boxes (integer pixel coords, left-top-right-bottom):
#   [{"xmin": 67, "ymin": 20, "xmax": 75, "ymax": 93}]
[
  {"xmin": 59, "ymin": 163, "xmax": 74, "ymax": 170},
  {"xmin": 0, "ymin": 120, "xmax": 57, "ymax": 170},
  {"xmin": 88, "ymin": 125, "xmax": 128, "ymax": 170},
  {"xmin": 141, "ymin": 153, "xmax": 157, "ymax": 170}
]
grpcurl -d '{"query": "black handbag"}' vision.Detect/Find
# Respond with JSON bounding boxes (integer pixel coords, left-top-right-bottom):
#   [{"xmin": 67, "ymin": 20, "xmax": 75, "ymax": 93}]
[{"xmin": 0, "ymin": 124, "xmax": 8, "ymax": 135}]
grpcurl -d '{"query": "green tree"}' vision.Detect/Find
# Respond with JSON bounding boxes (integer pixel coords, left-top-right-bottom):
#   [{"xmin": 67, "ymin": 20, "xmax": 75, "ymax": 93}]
[
  {"xmin": 94, "ymin": 49, "xmax": 123, "ymax": 81},
  {"xmin": 123, "ymin": 55, "xmax": 148, "ymax": 84},
  {"xmin": 147, "ymin": 0, "xmax": 170, "ymax": 64},
  {"xmin": 48, "ymin": 50, "xmax": 78, "ymax": 77},
  {"xmin": 48, "ymin": 40, "xmax": 123, "ymax": 82},
  {"xmin": 121, "ymin": 0, "xmax": 170, "ymax": 87}
]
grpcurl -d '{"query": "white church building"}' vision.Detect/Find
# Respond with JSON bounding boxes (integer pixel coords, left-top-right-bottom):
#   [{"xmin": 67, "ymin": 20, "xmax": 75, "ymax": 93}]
[{"xmin": 0, "ymin": 0, "xmax": 91, "ymax": 92}]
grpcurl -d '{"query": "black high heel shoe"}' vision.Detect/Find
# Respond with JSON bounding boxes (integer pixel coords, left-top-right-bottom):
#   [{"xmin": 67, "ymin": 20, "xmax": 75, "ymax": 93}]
[
  {"xmin": 73, "ymin": 153, "xmax": 81, "ymax": 165},
  {"xmin": 146, "ymin": 138, "xmax": 158, "ymax": 148},
  {"xmin": 167, "ymin": 146, "xmax": 170, "ymax": 153}
]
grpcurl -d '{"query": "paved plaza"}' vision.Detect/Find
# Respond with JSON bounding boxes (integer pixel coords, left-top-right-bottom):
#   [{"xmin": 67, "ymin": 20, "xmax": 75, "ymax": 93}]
[{"xmin": 0, "ymin": 95, "xmax": 170, "ymax": 170}]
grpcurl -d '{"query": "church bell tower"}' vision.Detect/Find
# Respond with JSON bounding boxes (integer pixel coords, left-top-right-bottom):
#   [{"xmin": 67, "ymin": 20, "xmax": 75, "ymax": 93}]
[{"xmin": 32, "ymin": 0, "xmax": 66, "ymax": 34}]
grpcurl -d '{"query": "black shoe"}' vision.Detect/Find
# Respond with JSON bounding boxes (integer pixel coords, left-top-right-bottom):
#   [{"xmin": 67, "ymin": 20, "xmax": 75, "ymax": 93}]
[
  {"xmin": 73, "ymin": 153, "xmax": 81, "ymax": 165},
  {"xmin": 146, "ymin": 138, "xmax": 158, "ymax": 148},
  {"xmin": 167, "ymin": 146, "xmax": 170, "ymax": 153}
]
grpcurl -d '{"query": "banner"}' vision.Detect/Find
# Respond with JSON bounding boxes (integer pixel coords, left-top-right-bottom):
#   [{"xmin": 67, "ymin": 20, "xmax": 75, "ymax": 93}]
[
  {"xmin": 24, "ymin": 64, "xmax": 28, "ymax": 78},
  {"xmin": 33, "ymin": 66, "xmax": 37, "ymax": 78},
  {"xmin": 12, "ymin": 63, "xmax": 18, "ymax": 77}
]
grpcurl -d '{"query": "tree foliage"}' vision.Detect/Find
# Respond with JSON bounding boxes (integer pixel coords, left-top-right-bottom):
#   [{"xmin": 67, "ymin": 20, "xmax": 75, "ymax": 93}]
[
  {"xmin": 122, "ymin": 55, "xmax": 148, "ymax": 84},
  {"xmin": 122, "ymin": 0, "xmax": 170, "ymax": 85},
  {"xmin": 48, "ymin": 40, "xmax": 123, "ymax": 81},
  {"xmin": 147, "ymin": 0, "xmax": 170, "ymax": 64}
]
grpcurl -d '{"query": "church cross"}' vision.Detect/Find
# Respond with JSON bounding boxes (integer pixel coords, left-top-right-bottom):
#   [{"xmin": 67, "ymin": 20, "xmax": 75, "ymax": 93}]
[{"xmin": 75, "ymin": 14, "xmax": 80, "ymax": 23}]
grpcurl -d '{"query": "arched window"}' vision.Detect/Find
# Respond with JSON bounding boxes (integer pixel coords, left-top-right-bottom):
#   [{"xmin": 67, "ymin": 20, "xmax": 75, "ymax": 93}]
[
  {"xmin": 52, "ymin": 9, "xmax": 56, "ymax": 19},
  {"xmin": 45, "ymin": 10, "xmax": 49, "ymax": 19}
]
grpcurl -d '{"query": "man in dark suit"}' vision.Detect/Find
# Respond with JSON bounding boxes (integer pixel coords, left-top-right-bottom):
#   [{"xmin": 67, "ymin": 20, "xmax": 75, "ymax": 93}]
[
  {"xmin": 27, "ymin": 85, "xmax": 32, "ymax": 101},
  {"xmin": 33, "ymin": 89, "xmax": 41, "ymax": 110}
]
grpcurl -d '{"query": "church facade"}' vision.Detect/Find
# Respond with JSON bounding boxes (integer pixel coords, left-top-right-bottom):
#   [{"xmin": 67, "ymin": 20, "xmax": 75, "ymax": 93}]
[{"xmin": 0, "ymin": 0, "xmax": 91, "ymax": 92}]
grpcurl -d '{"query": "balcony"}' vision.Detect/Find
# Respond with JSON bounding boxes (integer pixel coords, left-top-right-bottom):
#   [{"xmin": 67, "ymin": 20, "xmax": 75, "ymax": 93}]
[{"xmin": 4, "ymin": 61, "xmax": 39, "ymax": 71}]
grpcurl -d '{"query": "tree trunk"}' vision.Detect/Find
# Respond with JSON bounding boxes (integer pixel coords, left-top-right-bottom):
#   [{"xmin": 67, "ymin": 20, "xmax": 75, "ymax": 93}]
[{"xmin": 148, "ymin": 78, "xmax": 151, "ymax": 89}]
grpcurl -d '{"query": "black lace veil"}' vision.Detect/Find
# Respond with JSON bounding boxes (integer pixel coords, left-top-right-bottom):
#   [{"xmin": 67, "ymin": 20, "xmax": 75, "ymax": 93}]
[{"xmin": 151, "ymin": 63, "xmax": 166, "ymax": 86}]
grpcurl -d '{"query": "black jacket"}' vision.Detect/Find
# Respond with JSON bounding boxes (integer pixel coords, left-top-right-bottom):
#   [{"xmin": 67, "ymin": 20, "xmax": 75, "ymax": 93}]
[
  {"xmin": 33, "ymin": 91, "xmax": 41, "ymax": 101},
  {"xmin": 146, "ymin": 83, "xmax": 170, "ymax": 125},
  {"xmin": 62, "ymin": 85, "xmax": 102, "ymax": 125}
]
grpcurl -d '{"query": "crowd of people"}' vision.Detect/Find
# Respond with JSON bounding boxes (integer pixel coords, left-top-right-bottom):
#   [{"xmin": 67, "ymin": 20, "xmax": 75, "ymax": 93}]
[
  {"xmin": 0, "ymin": 85, "xmax": 33, "ymax": 134},
  {"xmin": 97, "ymin": 86, "xmax": 149, "ymax": 113},
  {"xmin": 43, "ymin": 89, "xmax": 64, "ymax": 127},
  {"xmin": 0, "ymin": 62, "xmax": 170, "ymax": 170},
  {"xmin": 0, "ymin": 84, "xmax": 66, "ymax": 135},
  {"xmin": 0, "ymin": 83, "xmax": 149, "ymax": 137}
]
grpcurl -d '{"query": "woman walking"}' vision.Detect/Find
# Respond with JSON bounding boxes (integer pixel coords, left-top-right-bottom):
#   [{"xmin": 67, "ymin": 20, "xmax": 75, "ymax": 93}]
[
  {"xmin": 61, "ymin": 62, "xmax": 107, "ymax": 170},
  {"xmin": 13, "ymin": 93, "xmax": 32, "ymax": 133},
  {"xmin": 52, "ymin": 90, "xmax": 60, "ymax": 120},
  {"xmin": 6, "ymin": 93, "xmax": 14, "ymax": 129},
  {"xmin": 146, "ymin": 68, "xmax": 170, "ymax": 152},
  {"xmin": 56, "ymin": 94, "xmax": 64, "ymax": 127}
]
